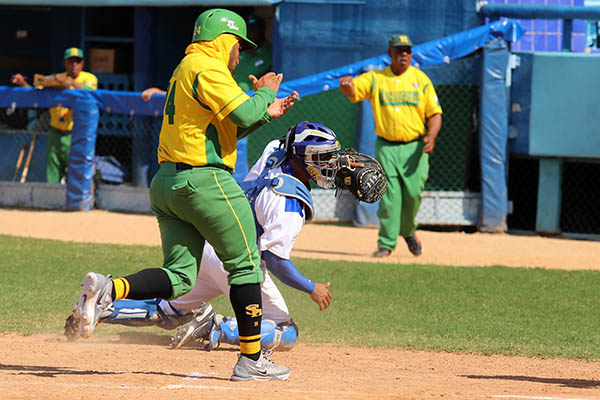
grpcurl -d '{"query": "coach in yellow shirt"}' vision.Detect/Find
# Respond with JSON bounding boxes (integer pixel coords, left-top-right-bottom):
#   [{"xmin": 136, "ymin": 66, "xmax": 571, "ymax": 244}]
[
  {"xmin": 11, "ymin": 47, "xmax": 97, "ymax": 183},
  {"xmin": 70, "ymin": 9, "xmax": 298, "ymax": 381},
  {"xmin": 340, "ymin": 34, "xmax": 442, "ymax": 257},
  {"xmin": 47, "ymin": 48, "xmax": 98, "ymax": 183}
]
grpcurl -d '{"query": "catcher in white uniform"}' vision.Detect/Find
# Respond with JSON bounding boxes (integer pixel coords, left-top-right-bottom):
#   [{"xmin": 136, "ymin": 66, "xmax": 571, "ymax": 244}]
[{"xmin": 65, "ymin": 121, "xmax": 344, "ymax": 352}]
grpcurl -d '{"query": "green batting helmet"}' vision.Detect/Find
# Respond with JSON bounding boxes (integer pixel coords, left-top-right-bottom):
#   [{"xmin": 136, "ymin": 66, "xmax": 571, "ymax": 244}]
[{"xmin": 192, "ymin": 9, "xmax": 256, "ymax": 48}]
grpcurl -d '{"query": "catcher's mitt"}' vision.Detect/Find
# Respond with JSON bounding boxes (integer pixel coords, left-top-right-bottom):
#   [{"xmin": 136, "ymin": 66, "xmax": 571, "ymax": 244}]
[{"xmin": 334, "ymin": 149, "xmax": 387, "ymax": 203}]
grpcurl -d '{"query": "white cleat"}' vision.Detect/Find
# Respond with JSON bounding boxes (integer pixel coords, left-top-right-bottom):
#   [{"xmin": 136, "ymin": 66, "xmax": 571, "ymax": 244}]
[{"xmin": 72, "ymin": 272, "xmax": 113, "ymax": 339}]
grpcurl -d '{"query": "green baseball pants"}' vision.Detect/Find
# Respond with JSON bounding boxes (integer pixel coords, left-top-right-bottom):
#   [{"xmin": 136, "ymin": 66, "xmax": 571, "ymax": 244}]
[
  {"xmin": 149, "ymin": 162, "xmax": 263, "ymax": 299},
  {"xmin": 46, "ymin": 126, "xmax": 71, "ymax": 183},
  {"xmin": 376, "ymin": 137, "xmax": 429, "ymax": 251}
]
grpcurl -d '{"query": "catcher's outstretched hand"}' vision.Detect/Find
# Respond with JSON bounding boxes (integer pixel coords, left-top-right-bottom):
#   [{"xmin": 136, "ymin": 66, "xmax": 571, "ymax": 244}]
[
  {"xmin": 310, "ymin": 282, "xmax": 332, "ymax": 311},
  {"xmin": 334, "ymin": 149, "xmax": 387, "ymax": 203}
]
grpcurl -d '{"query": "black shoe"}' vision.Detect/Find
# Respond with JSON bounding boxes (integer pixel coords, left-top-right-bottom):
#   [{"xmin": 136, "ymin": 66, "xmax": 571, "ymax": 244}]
[
  {"xmin": 372, "ymin": 247, "xmax": 391, "ymax": 257},
  {"xmin": 404, "ymin": 235, "xmax": 422, "ymax": 256}
]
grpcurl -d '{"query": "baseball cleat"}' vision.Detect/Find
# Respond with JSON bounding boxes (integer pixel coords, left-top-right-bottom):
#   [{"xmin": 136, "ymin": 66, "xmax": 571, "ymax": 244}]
[
  {"xmin": 404, "ymin": 234, "xmax": 423, "ymax": 256},
  {"xmin": 372, "ymin": 247, "xmax": 391, "ymax": 258},
  {"xmin": 169, "ymin": 303, "xmax": 215, "ymax": 349},
  {"xmin": 72, "ymin": 272, "xmax": 113, "ymax": 339},
  {"xmin": 231, "ymin": 351, "xmax": 290, "ymax": 381},
  {"xmin": 206, "ymin": 317, "xmax": 221, "ymax": 351}
]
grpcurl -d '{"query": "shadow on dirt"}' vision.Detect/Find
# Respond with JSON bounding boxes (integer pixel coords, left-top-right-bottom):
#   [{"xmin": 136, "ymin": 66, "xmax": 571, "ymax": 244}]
[
  {"xmin": 463, "ymin": 374, "xmax": 600, "ymax": 389},
  {"xmin": 0, "ymin": 363, "xmax": 231, "ymax": 381}
]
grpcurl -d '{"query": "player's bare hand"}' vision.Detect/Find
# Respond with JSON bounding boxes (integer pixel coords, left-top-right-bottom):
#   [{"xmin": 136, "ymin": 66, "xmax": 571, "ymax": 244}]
[
  {"xmin": 141, "ymin": 87, "xmax": 166, "ymax": 102},
  {"xmin": 267, "ymin": 91, "xmax": 299, "ymax": 119},
  {"xmin": 253, "ymin": 72, "xmax": 284, "ymax": 92},
  {"xmin": 423, "ymin": 136, "xmax": 436, "ymax": 154},
  {"xmin": 54, "ymin": 74, "xmax": 73, "ymax": 88},
  {"xmin": 339, "ymin": 76, "xmax": 355, "ymax": 98},
  {"xmin": 310, "ymin": 282, "xmax": 332, "ymax": 311},
  {"xmin": 11, "ymin": 73, "xmax": 27, "ymax": 86}
]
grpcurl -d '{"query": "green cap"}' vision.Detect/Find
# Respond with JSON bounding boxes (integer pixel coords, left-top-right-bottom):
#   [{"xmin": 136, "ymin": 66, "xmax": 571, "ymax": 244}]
[
  {"xmin": 192, "ymin": 9, "xmax": 256, "ymax": 48},
  {"xmin": 389, "ymin": 34, "xmax": 413, "ymax": 48},
  {"xmin": 64, "ymin": 47, "xmax": 84, "ymax": 60}
]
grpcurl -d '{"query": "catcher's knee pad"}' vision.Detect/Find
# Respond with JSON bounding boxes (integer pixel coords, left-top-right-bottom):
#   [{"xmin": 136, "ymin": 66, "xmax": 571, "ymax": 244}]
[{"xmin": 101, "ymin": 298, "xmax": 163, "ymax": 327}]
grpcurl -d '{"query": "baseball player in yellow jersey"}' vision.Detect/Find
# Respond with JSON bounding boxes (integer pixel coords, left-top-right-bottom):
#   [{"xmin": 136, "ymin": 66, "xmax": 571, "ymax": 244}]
[
  {"xmin": 339, "ymin": 34, "xmax": 442, "ymax": 258},
  {"xmin": 70, "ymin": 9, "xmax": 298, "ymax": 381},
  {"xmin": 11, "ymin": 47, "xmax": 98, "ymax": 183}
]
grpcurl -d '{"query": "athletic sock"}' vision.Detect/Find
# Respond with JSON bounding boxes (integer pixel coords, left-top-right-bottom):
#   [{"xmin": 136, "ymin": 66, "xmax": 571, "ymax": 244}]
[
  {"xmin": 229, "ymin": 283, "xmax": 262, "ymax": 361},
  {"xmin": 111, "ymin": 268, "xmax": 172, "ymax": 301}
]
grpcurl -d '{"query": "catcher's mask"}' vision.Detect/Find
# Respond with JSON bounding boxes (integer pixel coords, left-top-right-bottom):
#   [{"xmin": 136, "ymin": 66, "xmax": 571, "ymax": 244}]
[{"xmin": 283, "ymin": 121, "xmax": 341, "ymax": 189}]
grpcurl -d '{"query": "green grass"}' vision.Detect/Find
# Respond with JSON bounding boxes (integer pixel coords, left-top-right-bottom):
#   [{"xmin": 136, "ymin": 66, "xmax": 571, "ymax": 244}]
[{"xmin": 2, "ymin": 234, "xmax": 599, "ymax": 361}]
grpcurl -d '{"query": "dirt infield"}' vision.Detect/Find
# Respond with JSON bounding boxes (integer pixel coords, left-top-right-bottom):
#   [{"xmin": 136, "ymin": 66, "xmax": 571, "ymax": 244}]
[{"xmin": 1, "ymin": 208, "xmax": 599, "ymax": 400}]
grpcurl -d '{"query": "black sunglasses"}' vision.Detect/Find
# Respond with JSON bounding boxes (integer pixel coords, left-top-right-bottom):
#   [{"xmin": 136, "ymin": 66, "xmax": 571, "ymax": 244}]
[{"xmin": 393, "ymin": 47, "xmax": 412, "ymax": 54}]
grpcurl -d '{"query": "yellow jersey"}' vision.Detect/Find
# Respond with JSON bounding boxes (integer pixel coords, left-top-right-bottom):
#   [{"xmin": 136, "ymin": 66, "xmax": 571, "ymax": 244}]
[
  {"xmin": 49, "ymin": 71, "xmax": 98, "ymax": 131},
  {"xmin": 157, "ymin": 36, "xmax": 250, "ymax": 170},
  {"xmin": 351, "ymin": 65, "xmax": 442, "ymax": 142}
]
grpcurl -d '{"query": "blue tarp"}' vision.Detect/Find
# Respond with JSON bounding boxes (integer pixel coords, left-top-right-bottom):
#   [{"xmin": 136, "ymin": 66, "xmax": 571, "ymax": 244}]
[
  {"xmin": 277, "ymin": 19, "xmax": 525, "ymax": 98},
  {"xmin": 478, "ymin": 3, "xmax": 600, "ymax": 20}
]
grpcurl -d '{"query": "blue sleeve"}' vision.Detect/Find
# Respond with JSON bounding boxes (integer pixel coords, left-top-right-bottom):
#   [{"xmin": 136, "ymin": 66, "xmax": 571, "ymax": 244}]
[{"xmin": 262, "ymin": 250, "xmax": 316, "ymax": 294}]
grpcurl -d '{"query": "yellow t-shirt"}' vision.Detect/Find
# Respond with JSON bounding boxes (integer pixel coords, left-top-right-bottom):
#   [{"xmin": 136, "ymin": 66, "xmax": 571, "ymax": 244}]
[
  {"xmin": 157, "ymin": 35, "xmax": 249, "ymax": 170},
  {"xmin": 351, "ymin": 65, "xmax": 442, "ymax": 142},
  {"xmin": 49, "ymin": 71, "xmax": 98, "ymax": 131}
]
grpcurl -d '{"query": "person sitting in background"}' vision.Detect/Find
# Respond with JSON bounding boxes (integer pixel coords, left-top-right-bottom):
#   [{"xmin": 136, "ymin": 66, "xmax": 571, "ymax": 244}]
[{"xmin": 11, "ymin": 47, "xmax": 98, "ymax": 184}]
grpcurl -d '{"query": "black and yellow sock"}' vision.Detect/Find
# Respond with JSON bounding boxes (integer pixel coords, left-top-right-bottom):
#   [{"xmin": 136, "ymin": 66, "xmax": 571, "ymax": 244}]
[
  {"xmin": 230, "ymin": 283, "xmax": 262, "ymax": 361},
  {"xmin": 111, "ymin": 277, "xmax": 130, "ymax": 301},
  {"xmin": 111, "ymin": 268, "xmax": 172, "ymax": 301}
]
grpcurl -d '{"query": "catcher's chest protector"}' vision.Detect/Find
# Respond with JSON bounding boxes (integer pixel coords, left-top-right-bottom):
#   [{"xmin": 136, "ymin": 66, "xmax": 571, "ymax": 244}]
[{"xmin": 238, "ymin": 152, "xmax": 315, "ymax": 236}]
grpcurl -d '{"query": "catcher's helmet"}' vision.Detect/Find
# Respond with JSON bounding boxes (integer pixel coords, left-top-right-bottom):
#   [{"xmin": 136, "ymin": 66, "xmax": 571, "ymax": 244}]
[
  {"xmin": 283, "ymin": 121, "xmax": 341, "ymax": 189},
  {"xmin": 192, "ymin": 9, "xmax": 257, "ymax": 48}
]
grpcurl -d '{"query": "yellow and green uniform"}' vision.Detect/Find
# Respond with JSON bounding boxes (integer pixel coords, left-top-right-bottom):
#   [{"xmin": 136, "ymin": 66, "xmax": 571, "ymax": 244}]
[
  {"xmin": 46, "ymin": 71, "xmax": 97, "ymax": 183},
  {"xmin": 350, "ymin": 65, "xmax": 442, "ymax": 250},
  {"xmin": 151, "ymin": 34, "xmax": 276, "ymax": 298}
]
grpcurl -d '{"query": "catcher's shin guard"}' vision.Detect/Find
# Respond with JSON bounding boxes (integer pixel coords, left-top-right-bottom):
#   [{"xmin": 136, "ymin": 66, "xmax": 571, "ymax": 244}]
[
  {"xmin": 210, "ymin": 317, "xmax": 298, "ymax": 352},
  {"xmin": 100, "ymin": 298, "xmax": 193, "ymax": 330},
  {"xmin": 100, "ymin": 298, "xmax": 163, "ymax": 327}
]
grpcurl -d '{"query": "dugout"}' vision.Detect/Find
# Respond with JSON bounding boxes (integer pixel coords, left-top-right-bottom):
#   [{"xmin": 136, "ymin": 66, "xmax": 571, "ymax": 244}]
[{"xmin": 479, "ymin": 3, "xmax": 600, "ymax": 238}]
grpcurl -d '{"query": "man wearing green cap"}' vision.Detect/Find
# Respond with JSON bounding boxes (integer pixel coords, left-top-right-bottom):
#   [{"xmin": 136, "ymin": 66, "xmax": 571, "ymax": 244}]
[
  {"xmin": 11, "ymin": 47, "xmax": 97, "ymax": 183},
  {"xmin": 339, "ymin": 34, "xmax": 443, "ymax": 258},
  {"xmin": 70, "ymin": 9, "xmax": 298, "ymax": 381}
]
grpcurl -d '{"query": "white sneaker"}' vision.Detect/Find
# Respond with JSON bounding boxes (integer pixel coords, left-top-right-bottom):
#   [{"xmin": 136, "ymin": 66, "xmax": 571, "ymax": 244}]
[
  {"xmin": 72, "ymin": 272, "xmax": 113, "ymax": 338},
  {"xmin": 231, "ymin": 351, "xmax": 290, "ymax": 381}
]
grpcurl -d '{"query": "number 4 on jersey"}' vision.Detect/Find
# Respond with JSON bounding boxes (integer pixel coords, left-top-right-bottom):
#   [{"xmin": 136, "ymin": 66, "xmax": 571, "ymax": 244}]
[{"xmin": 165, "ymin": 80, "xmax": 176, "ymax": 124}]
